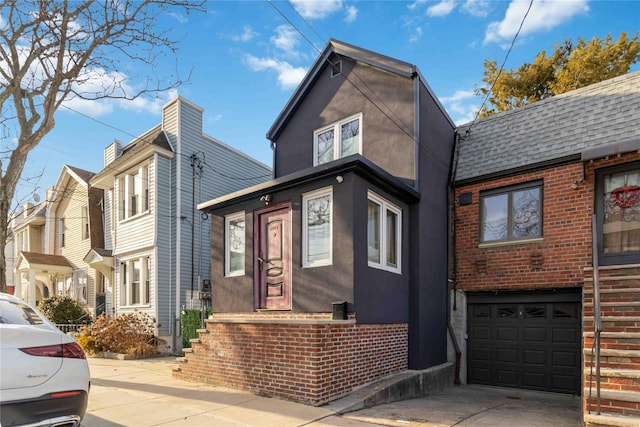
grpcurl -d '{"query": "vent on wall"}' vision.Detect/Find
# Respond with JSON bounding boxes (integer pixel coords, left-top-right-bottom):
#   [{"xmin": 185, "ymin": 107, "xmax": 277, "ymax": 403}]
[{"xmin": 330, "ymin": 60, "xmax": 342, "ymax": 78}]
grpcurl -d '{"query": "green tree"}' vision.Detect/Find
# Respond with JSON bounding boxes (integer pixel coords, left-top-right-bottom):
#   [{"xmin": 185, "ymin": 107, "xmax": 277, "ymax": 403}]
[
  {"xmin": 476, "ymin": 32, "xmax": 640, "ymax": 117},
  {"xmin": 0, "ymin": 1, "xmax": 204, "ymax": 293}
]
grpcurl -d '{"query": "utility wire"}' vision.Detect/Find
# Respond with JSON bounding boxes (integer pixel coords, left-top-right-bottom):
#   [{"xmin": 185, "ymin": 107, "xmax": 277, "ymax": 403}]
[{"xmin": 462, "ymin": 0, "xmax": 534, "ymax": 139}]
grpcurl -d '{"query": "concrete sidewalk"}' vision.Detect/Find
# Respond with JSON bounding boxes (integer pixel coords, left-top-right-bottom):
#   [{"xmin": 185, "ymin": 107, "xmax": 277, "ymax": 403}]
[
  {"xmin": 84, "ymin": 356, "xmax": 369, "ymax": 427},
  {"xmin": 84, "ymin": 356, "xmax": 581, "ymax": 427}
]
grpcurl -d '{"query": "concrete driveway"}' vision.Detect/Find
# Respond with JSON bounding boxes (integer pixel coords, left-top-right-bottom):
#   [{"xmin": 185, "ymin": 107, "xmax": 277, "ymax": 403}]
[{"xmin": 84, "ymin": 357, "xmax": 581, "ymax": 427}]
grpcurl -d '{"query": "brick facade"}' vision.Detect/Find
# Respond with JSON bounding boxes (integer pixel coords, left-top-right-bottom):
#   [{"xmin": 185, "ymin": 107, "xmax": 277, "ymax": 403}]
[
  {"xmin": 174, "ymin": 314, "xmax": 408, "ymax": 406},
  {"xmin": 454, "ymin": 152, "xmax": 640, "ymax": 292}
]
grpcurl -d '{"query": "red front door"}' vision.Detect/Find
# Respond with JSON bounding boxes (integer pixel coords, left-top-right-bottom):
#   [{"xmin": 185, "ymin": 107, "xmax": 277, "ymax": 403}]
[{"xmin": 255, "ymin": 204, "xmax": 291, "ymax": 310}]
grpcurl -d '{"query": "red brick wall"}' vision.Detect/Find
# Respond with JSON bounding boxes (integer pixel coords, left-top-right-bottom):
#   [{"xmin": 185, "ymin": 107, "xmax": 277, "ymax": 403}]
[
  {"xmin": 174, "ymin": 318, "xmax": 408, "ymax": 405},
  {"xmin": 454, "ymin": 152, "xmax": 640, "ymax": 292}
]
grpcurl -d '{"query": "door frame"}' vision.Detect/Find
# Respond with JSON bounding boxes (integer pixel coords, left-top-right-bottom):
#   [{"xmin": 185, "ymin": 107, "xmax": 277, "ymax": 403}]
[{"xmin": 253, "ymin": 201, "xmax": 292, "ymax": 310}]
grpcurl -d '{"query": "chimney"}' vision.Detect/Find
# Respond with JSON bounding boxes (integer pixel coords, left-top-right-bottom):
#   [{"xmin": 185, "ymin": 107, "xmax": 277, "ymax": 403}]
[{"xmin": 104, "ymin": 140, "xmax": 123, "ymax": 166}]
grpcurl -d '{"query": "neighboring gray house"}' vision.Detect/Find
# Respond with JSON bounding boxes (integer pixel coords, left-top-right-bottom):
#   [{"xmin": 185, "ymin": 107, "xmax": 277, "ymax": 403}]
[{"xmin": 90, "ymin": 96, "xmax": 271, "ymax": 354}]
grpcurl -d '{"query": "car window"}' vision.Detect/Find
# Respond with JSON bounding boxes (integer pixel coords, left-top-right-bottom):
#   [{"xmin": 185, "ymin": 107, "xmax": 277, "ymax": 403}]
[{"xmin": 0, "ymin": 300, "xmax": 45, "ymax": 325}]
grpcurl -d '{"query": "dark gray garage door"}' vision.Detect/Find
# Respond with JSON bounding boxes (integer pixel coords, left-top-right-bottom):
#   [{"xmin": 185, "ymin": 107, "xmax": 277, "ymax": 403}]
[{"xmin": 467, "ymin": 289, "xmax": 581, "ymax": 394}]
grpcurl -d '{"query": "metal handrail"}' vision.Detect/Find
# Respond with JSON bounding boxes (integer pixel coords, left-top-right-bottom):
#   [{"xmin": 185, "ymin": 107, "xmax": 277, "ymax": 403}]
[{"xmin": 589, "ymin": 214, "xmax": 602, "ymax": 414}]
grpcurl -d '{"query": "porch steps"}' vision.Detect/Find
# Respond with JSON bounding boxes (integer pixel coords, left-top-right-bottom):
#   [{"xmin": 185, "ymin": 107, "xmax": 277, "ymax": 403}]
[
  {"xmin": 583, "ymin": 276, "xmax": 640, "ymax": 421},
  {"xmin": 584, "ymin": 413, "xmax": 640, "ymax": 427}
]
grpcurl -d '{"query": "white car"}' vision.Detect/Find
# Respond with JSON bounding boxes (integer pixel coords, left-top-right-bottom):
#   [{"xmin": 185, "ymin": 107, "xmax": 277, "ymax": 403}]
[{"xmin": 0, "ymin": 292, "xmax": 90, "ymax": 427}]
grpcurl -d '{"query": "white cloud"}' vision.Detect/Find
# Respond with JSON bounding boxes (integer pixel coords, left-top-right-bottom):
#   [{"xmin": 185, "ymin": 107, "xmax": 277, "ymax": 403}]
[
  {"xmin": 345, "ymin": 6, "xmax": 358, "ymax": 23},
  {"xmin": 440, "ymin": 89, "xmax": 479, "ymax": 125},
  {"xmin": 232, "ymin": 25, "xmax": 258, "ymax": 43},
  {"xmin": 407, "ymin": 0, "xmax": 428, "ymax": 11},
  {"xmin": 289, "ymin": 0, "xmax": 343, "ymax": 19},
  {"xmin": 244, "ymin": 54, "xmax": 307, "ymax": 90},
  {"xmin": 409, "ymin": 27, "xmax": 423, "ymax": 44},
  {"xmin": 271, "ymin": 25, "xmax": 300, "ymax": 53},
  {"xmin": 166, "ymin": 11, "xmax": 188, "ymax": 24},
  {"xmin": 427, "ymin": 0, "xmax": 457, "ymax": 17},
  {"xmin": 461, "ymin": 0, "xmax": 490, "ymax": 18},
  {"xmin": 485, "ymin": 0, "xmax": 589, "ymax": 44}
]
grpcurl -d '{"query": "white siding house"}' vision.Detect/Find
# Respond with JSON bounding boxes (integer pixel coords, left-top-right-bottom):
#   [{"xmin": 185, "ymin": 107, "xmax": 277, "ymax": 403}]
[{"xmin": 91, "ymin": 96, "xmax": 271, "ymax": 354}]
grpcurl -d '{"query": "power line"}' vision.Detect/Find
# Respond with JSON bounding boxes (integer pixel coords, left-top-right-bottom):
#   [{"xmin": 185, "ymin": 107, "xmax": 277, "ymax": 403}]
[{"xmin": 463, "ymin": 0, "xmax": 534, "ymax": 139}]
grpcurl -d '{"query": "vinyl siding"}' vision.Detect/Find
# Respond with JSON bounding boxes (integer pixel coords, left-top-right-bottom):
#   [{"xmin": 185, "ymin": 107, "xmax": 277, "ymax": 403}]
[
  {"xmin": 155, "ymin": 155, "xmax": 173, "ymax": 336},
  {"xmin": 53, "ymin": 178, "xmax": 98, "ymax": 315}
]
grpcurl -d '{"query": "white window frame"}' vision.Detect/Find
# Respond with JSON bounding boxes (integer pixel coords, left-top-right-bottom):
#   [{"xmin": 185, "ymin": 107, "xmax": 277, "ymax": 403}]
[
  {"xmin": 302, "ymin": 186, "xmax": 333, "ymax": 268},
  {"xmin": 367, "ymin": 191, "xmax": 402, "ymax": 274},
  {"xmin": 120, "ymin": 255, "xmax": 151, "ymax": 306},
  {"xmin": 118, "ymin": 163, "xmax": 149, "ymax": 221},
  {"xmin": 225, "ymin": 211, "xmax": 245, "ymax": 277},
  {"xmin": 313, "ymin": 113, "xmax": 362, "ymax": 166}
]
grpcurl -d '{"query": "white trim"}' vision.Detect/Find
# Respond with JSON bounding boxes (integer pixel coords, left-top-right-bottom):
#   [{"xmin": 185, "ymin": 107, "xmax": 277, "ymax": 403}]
[
  {"xmin": 224, "ymin": 211, "xmax": 246, "ymax": 277},
  {"xmin": 302, "ymin": 186, "xmax": 333, "ymax": 268},
  {"xmin": 367, "ymin": 191, "xmax": 402, "ymax": 274},
  {"xmin": 119, "ymin": 253, "xmax": 152, "ymax": 306},
  {"xmin": 313, "ymin": 113, "xmax": 363, "ymax": 166}
]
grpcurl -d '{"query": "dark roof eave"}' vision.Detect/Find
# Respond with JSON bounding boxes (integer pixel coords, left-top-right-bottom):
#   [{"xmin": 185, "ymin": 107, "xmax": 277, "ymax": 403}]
[
  {"xmin": 199, "ymin": 155, "xmax": 420, "ymax": 212},
  {"xmin": 453, "ymin": 154, "xmax": 581, "ymax": 187}
]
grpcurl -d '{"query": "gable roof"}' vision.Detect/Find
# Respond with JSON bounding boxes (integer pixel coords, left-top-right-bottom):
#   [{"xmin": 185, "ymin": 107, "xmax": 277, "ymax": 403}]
[
  {"xmin": 266, "ymin": 39, "xmax": 420, "ymax": 142},
  {"xmin": 91, "ymin": 125, "xmax": 174, "ymax": 189},
  {"xmin": 66, "ymin": 165, "xmax": 95, "ymax": 184},
  {"xmin": 455, "ymin": 71, "xmax": 640, "ymax": 184}
]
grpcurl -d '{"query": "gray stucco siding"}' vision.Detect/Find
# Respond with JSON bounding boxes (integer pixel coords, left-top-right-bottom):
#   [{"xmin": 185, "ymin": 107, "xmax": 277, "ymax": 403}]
[
  {"xmin": 274, "ymin": 56, "xmax": 416, "ymax": 184},
  {"xmin": 352, "ymin": 175, "xmax": 410, "ymax": 324}
]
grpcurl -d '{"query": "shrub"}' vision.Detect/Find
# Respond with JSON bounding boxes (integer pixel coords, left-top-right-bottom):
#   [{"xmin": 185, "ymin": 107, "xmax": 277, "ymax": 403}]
[
  {"xmin": 38, "ymin": 295, "xmax": 91, "ymax": 324},
  {"xmin": 77, "ymin": 311, "xmax": 157, "ymax": 358},
  {"xmin": 181, "ymin": 308, "xmax": 211, "ymax": 349}
]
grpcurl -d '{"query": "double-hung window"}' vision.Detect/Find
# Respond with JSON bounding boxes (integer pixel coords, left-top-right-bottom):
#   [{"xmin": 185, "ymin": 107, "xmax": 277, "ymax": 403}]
[
  {"xmin": 119, "ymin": 164, "xmax": 149, "ymax": 220},
  {"xmin": 302, "ymin": 187, "xmax": 333, "ymax": 267},
  {"xmin": 367, "ymin": 191, "xmax": 401, "ymax": 273},
  {"xmin": 120, "ymin": 256, "xmax": 150, "ymax": 306},
  {"xmin": 225, "ymin": 212, "xmax": 245, "ymax": 276},
  {"xmin": 480, "ymin": 182, "xmax": 542, "ymax": 243},
  {"xmin": 313, "ymin": 113, "xmax": 362, "ymax": 165}
]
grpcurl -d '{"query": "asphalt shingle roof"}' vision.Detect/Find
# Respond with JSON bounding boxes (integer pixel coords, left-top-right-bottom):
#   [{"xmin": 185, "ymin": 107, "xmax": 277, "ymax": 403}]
[{"xmin": 455, "ymin": 71, "xmax": 640, "ymax": 183}]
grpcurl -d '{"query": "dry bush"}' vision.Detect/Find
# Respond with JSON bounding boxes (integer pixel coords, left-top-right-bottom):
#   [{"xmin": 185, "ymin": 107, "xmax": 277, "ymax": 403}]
[{"xmin": 77, "ymin": 311, "xmax": 157, "ymax": 358}]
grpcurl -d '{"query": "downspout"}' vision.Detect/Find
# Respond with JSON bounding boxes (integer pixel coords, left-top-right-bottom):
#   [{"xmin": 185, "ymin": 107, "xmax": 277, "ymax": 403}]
[{"xmin": 447, "ymin": 130, "xmax": 463, "ymax": 385}]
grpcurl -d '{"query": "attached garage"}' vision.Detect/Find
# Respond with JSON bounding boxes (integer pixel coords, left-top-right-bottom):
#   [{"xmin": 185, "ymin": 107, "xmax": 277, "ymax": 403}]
[{"xmin": 467, "ymin": 289, "xmax": 582, "ymax": 394}]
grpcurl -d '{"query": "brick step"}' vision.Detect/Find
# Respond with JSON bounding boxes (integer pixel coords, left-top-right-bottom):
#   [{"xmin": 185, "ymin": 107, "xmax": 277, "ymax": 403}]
[
  {"xmin": 196, "ymin": 328, "xmax": 209, "ymax": 334},
  {"xmin": 584, "ymin": 413, "xmax": 640, "ymax": 427},
  {"xmin": 583, "ymin": 301, "xmax": 640, "ymax": 307},
  {"xmin": 584, "ymin": 316, "xmax": 640, "ymax": 327},
  {"xmin": 584, "ymin": 340, "xmax": 640, "ymax": 352},
  {"xmin": 584, "ymin": 289, "xmax": 640, "ymax": 297},
  {"xmin": 583, "ymin": 348, "xmax": 640, "ymax": 357},
  {"xmin": 585, "ymin": 310, "xmax": 640, "ymax": 318},
  {"xmin": 583, "ymin": 368, "xmax": 640, "ymax": 380},
  {"xmin": 584, "ymin": 332, "xmax": 640, "ymax": 339},
  {"xmin": 584, "ymin": 389, "xmax": 640, "ymax": 417}
]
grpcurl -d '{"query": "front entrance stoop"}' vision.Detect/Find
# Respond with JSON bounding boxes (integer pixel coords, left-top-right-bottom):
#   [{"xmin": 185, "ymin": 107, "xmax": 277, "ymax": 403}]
[{"xmin": 584, "ymin": 268, "xmax": 640, "ymax": 427}]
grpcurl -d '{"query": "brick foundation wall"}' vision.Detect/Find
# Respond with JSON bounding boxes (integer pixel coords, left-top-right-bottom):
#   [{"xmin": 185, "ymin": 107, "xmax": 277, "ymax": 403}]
[{"xmin": 174, "ymin": 317, "xmax": 408, "ymax": 406}]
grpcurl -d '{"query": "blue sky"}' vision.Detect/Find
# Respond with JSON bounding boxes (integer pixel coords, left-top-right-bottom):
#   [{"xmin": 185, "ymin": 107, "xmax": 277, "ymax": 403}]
[{"xmin": 13, "ymin": 0, "xmax": 640, "ymax": 207}]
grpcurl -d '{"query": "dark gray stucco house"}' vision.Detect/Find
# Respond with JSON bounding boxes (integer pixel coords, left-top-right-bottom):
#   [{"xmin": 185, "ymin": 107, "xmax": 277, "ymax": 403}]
[{"xmin": 174, "ymin": 39, "xmax": 456, "ymax": 404}]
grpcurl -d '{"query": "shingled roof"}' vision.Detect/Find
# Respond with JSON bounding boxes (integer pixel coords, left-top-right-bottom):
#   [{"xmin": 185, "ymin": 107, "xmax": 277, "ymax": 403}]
[{"xmin": 454, "ymin": 71, "xmax": 640, "ymax": 184}]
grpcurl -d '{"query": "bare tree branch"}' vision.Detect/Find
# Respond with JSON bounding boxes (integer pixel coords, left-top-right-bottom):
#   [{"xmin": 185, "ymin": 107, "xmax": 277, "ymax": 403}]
[{"xmin": 0, "ymin": 0, "xmax": 205, "ymax": 292}]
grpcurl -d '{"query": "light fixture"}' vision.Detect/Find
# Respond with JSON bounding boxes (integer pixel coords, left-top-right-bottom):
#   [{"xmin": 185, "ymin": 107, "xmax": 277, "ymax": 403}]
[
  {"xmin": 336, "ymin": 175, "xmax": 343, "ymax": 184},
  {"xmin": 260, "ymin": 194, "xmax": 272, "ymax": 205}
]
